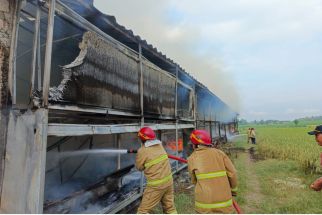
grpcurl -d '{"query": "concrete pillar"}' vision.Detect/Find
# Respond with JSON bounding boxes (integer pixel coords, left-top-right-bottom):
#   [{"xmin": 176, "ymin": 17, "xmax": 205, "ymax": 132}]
[
  {"xmin": 0, "ymin": 0, "xmax": 17, "ymax": 202},
  {"xmin": 1, "ymin": 109, "xmax": 48, "ymax": 213}
]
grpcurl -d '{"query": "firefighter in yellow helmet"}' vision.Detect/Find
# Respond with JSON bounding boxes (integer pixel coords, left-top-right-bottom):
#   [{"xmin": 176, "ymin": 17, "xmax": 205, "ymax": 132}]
[
  {"xmin": 187, "ymin": 130, "xmax": 238, "ymax": 214},
  {"xmin": 136, "ymin": 127, "xmax": 177, "ymax": 214}
]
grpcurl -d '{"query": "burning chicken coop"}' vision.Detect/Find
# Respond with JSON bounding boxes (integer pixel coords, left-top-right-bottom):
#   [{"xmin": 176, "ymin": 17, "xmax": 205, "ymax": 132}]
[{"xmin": 0, "ymin": 0, "xmax": 238, "ymax": 213}]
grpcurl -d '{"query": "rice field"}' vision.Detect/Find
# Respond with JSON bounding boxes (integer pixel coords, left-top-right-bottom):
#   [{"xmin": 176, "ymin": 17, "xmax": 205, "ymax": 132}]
[{"xmin": 241, "ymin": 125, "xmax": 322, "ymax": 173}]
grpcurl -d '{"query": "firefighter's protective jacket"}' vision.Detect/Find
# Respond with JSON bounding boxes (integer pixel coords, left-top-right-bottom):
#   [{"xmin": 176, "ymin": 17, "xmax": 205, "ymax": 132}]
[
  {"xmin": 188, "ymin": 145, "xmax": 238, "ymax": 214},
  {"xmin": 250, "ymin": 130, "xmax": 256, "ymax": 138},
  {"xmin": 247, "ymin": 129, "xmax": 251, "ymax": 137},
  {"xmin": 136, "ymin": 140, "xmax": 177, "ymax": 214}
]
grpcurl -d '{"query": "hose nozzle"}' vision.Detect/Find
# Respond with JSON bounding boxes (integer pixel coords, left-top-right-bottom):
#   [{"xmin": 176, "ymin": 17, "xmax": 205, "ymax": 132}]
[{"xmin": 127, "ymin": 149, "xmax": 137, "ymax": 153}]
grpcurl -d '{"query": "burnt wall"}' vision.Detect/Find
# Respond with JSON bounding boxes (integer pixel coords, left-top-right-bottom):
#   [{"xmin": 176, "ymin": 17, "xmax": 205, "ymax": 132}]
[
  {"xmin": 143, "ymin": 63, "xmax": 176, "ymax": 117},
  {"xmin": 0, "ymin": 0, "xmax": 15, "ymax": 106},
  {"xmin": 45, "ymin": 133, "xmax": 139, "ymax": 203},
  {"xmin": 16, "ymin": 2, "xmax": 83, "ymax": 108},
  {"xmin": 50, "ymin": 31, "xmax": 140, "ymax": 112},
  {"xmin": 49, "ymin": 31, "xmax": 178, "ymax": 117},
  {"xmin": 177, "ymin": 83, "xmax": 192, "ymax": 119},
  {"xmin": 196, "ymin": 84, "xmax": 236, "ymax": 123}
]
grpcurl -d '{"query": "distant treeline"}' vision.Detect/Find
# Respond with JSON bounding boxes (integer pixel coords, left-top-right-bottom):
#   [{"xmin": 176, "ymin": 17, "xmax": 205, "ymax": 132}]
[{"xmin": 239, "ymin": 116, "xmax": 322, "ymax": 125}]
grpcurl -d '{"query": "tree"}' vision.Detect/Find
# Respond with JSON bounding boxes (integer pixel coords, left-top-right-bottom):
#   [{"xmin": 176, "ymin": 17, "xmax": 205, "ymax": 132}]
[
  {"xmin": 294, "ymin": 119, "xmax": 299, "ymax": 126},
  {"xmin": 238, "ymin": 118, "xmax": 248, "ymax": 125}
]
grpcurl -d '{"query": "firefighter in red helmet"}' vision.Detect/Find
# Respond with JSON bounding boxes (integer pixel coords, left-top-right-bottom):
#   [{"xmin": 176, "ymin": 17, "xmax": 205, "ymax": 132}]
[
  {"xmin": 135, "ymin": 127, "xmax": 177, "ymax": 214},
  {"xmin": 187, "ymin": 129, "xmax": 238, "ymax": 214}
]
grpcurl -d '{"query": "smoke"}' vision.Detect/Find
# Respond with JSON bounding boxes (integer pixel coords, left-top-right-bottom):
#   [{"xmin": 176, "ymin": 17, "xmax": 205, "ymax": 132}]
[{"xmin": 93, "ymin": 0, "xmax": 240, "ymax": 112}]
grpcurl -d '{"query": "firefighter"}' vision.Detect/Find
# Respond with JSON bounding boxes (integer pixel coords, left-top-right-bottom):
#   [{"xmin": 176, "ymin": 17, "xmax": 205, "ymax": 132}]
[
  {"xmin": 187, "ymin": 130, "xmax": 238, "ymax": 214},
  {"xmin": 250, "ymin": 128, "xmax": 256, "ymax": 144},
  {"xmin": 247, "ymin": 128, "xmax": 251, "ymax": 143},
  {"xmin": 135, "ymin": 127, "xmax": 177, "ymax": 214},
  {"xmin": 308, "ymin": 125, "xmax": 322, "ymax": 191}
]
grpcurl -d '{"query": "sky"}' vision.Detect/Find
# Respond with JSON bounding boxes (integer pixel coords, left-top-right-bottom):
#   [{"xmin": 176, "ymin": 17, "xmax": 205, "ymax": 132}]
[{"xmin": 94, "ymin": 0, "xmax": 322, "ymax": 121}]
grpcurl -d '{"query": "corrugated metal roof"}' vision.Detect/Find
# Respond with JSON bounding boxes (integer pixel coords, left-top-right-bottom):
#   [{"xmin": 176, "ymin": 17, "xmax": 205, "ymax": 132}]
[{"xmin": 60, "ymin": 0, "xmax": 236, "ymax": 114}]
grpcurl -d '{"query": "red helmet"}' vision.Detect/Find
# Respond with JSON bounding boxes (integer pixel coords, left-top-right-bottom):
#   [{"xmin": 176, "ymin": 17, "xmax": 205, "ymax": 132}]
[
  {"xmin": 190, "ymin": 130, "xmax": 212, "ymax": 145},
  {"xmin": 138, "ymin": 127, "xmax": 156, "ymax": 141}
]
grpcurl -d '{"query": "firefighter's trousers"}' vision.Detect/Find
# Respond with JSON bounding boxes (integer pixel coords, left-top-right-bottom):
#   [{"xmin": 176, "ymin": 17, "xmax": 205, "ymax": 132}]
[{"xmin": 137, "ymin": 183, "xmax": 177, "ymax": 214}]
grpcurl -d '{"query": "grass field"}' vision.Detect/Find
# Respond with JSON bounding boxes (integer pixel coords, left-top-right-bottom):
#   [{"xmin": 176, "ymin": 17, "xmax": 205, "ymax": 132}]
[
  {"xmin": 152, "ymin": 123, "xmax": 322, "ymax": 213},
  {"xmin": 230, "ymin": 126, "xmax": 322, "ymax": 213},
  {"xmin": 230, "ymin": 134, "xmax": 322, "ymax": 213},
  {"xmin": 240, "ymin": 124, "xmax": 322, "ymax": 173}
]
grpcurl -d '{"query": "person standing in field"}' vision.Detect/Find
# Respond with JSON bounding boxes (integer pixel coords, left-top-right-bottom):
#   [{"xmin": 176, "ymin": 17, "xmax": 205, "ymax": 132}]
[
  {"xmin": 247, "ymin": 128, "xmax": 251, "ymax": 143},
  {"xmin": 187, "ymin": 130, "xmax": 238, "ymax": 214},
  {"xmin": 250, "ymin": 128, "xmax": 256, "ymax": 144},
  {"xmin": 135, "ymin": 127, "xmax": 177, "ymax": 214},
  {"xmin": 307, "ymin": 125, "xmax": 322, "ymax": 191}
]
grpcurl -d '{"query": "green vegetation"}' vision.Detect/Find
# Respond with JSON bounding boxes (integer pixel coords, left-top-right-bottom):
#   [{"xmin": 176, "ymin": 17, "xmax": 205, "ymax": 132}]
[
  {"xmin": 232, "ymin": 153, "xmax": 248, "ymax": 206},
  {"xmin": 153, "ymin": 123, "xmax": 322, "ymax": 213},
  {"xmin": 231, "ymin": 135, "xmax": 322, "ymax": 213},
  {"xmin": 173, "ymin": 193, "xmax": 194, "ymax": 213},
  {"xmin": 257, "ymin": 126, "xmax": 321, "ymax": 173},
  {"xmin": 238, "ymin": 116, "xmax": 322, "ymax": 127},
  {"xmin": 151, "ymin": 192, "xmax": 194, "ymax": 214},
  {"xmin": 254, "ymin": 159, "xmax": 322, "ymax": 213},
  {"xmin": 239, "ymin": 122, "xmax": 322, "ymax": 173}
]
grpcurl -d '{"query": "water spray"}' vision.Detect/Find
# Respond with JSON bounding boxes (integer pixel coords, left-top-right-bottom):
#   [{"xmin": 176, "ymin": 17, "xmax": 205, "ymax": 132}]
[{"xmin": 59, "ymin": 149, "xmax": 137, "ymax": 158}]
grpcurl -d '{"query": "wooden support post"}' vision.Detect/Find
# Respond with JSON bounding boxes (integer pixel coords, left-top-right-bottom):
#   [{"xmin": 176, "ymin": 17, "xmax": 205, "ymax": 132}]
[
  {"xmin": 42, "ymin": 0, "xmax": 56, "ymax": 107},
  {"xmin": 117, "ymin": 134, "xmax": 121, "ymax": 170},
  {"xmin": 194, "ymin": 86, "xmax": 197, "ymax": 128},
  {"xmin": 37, "ymin": 21, "xmax": 42, "ymax": 91},
  {"xmin": 138, "ymin": 43, "xmax": 144, "ymax": 194},
  {"xmin": 30, "ymin": 2, "xmax": 41, "ymax": 98},
  {"xmin": 8, "ymin": 0, "xmax": 22, "ymax": 105},
  {"xmin": 175, "ymin": 66, "xmax": 178, "ymax": 170},
  {"xmin": 209, "ymin": 120, "xmax": 213, "ymax": 143},
  {"xmin": 138, "ymin": 43, "xmax": 144, "ymax": 126}
]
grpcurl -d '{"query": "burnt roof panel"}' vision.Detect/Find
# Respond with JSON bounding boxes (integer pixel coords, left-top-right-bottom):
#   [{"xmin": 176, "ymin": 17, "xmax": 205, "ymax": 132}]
[{"xmin": 60, "ymin": 0, "xmax": 236, "ymax": 114}]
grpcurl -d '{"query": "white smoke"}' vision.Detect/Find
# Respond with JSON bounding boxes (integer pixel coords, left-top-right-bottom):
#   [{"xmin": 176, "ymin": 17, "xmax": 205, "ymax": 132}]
[{"xmin": 93, "ymin": 0, "xmax": 240, "ymax": 112}]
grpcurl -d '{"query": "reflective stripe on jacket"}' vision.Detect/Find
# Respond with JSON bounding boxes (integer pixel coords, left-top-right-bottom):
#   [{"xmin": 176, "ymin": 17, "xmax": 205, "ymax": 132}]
[
  {"xmin": 195, "ymin": 199, "xmax": 233, "ymax": 209},
  {"xmin": 145, "ymin": 154, "xmax": 168, "ymax": 168},
  {"xmin": 187, "ymin": 145, "xmax": 237, "ymax": 213},
  {"xmin": 136, "ymin": 142, "xmax": 173, "ymax": 187},
  {"xmin": 196, "ymin": 170, "xmax": 227, "ymax": 180}
]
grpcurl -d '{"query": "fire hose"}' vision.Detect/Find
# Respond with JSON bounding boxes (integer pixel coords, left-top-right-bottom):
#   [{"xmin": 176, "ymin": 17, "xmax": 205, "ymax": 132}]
[{"xmin": 127, "ymin": 150, "xmax": 242, "ymax": 213}]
